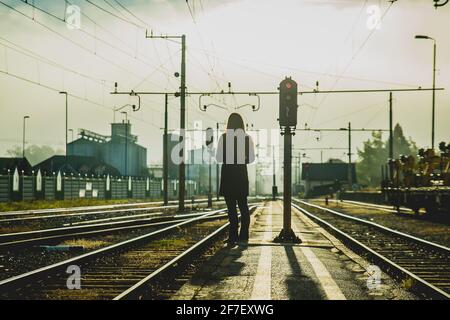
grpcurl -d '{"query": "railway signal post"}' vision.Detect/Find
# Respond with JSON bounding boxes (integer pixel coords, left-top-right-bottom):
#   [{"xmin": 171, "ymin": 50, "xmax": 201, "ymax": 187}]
[{"xmin": 274, "ymin": 77, "xmax": 301, "ymax": 244}]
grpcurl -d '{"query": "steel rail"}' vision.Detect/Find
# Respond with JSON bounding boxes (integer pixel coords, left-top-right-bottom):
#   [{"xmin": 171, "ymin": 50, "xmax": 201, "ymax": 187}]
[
  {"xmin": 0, "ymin": 219, "xmax": 183, "ymax": 249},
  {"xmin": 325, "ymin": 198, "xmax": 414, "ymax": 213},
  {"xmin": 1, "ymin": 197, "xmax": 259, "ymax": 218},
  {"xmin": 0, "ymin": 199, "xmax": 179, "ymax": 216},
  {"xmin": 0, "ymin": 210, "xmax": 226, "ymax": 245},
  {"xmin": 0, "ymin": 199, "xmax": 219, "ymax": 221},
  {"xmin": 0, "ymin": 212, "xmax": 230, "ymax": 249}
]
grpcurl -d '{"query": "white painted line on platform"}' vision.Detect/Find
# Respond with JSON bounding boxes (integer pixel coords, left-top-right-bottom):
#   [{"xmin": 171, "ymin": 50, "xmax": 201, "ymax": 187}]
[
  {"xmin": 250, "ymin": 202, "xmax": 273, "ymax": 300},
  {"xmin": 292, "ymin": 217, "xmax": 346, "ymax": 300},
  {"xmin": 300, "ymin": 246, "xmax": 346, "ymax": 300}
]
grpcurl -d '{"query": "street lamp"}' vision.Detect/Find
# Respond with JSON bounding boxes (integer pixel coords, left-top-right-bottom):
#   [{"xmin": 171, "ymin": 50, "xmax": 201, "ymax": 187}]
[
  {"xmin": 415, "ymin": 34, "xmax": 437, "ymax": 149},
  {"xmin": 121, "ymin": 111, "xmax": 128, "ymax": 176},
  {"xmin": 22, "ymin": 116, "xmax": 30, "ymax": 159}
]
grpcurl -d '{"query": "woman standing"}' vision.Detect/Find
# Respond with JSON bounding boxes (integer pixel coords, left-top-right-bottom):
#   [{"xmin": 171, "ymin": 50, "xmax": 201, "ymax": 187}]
[{"xmin": 216, "ymin": 113, "xmax": 255, "ymax": 247}]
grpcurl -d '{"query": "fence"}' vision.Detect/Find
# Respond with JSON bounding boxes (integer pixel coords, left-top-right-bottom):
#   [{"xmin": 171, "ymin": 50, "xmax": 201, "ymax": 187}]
[{"xmin": 0, "ymin": 168, "xmax": 198, "ymax": 203}]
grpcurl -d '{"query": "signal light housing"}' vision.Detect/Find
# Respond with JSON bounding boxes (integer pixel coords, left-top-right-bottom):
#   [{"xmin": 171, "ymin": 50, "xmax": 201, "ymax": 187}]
[{"xmin": 279, "ymin": 77, "xmax": 298, "ymax": 127}]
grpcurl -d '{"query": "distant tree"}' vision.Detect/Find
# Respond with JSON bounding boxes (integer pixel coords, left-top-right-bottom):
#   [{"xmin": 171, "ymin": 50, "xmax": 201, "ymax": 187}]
[
  {"xmin": 328, "ymin": 158, "xmax": 345, "ymax": 164},
  {"xmin": 391, "ymin": 124, "xmax": 418, "ymax": 159},
  {"xmin": 356, "ymin": 124, "xmax": 418, "ymax": 188},
  {"xmin": 7, "ymin": 145, "xmax": 64, "ymax": 166}
]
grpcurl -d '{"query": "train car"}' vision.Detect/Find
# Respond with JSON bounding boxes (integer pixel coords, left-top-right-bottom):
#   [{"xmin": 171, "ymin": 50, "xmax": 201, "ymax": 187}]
[{"xmin": 382, "ymin": 141, "xmax": 450, "ymax": 214}]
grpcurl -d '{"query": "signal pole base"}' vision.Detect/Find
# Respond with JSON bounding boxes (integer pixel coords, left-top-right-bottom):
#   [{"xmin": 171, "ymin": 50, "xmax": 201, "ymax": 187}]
[{"xmin": 273, "ymin": 228, "xmax": 301, "ymax": 244}]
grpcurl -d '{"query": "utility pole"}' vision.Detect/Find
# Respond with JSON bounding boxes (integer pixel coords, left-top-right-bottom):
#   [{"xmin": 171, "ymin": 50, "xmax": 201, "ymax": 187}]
[
  {"xmin": 163, "ymin": 94, "xmax": 169, "ymax": 206},
  {"xmin": 389, "ymin": 92, "xmax": 394, "ymax": 180},
  {"xmin": 348, "ymin": 122, "xmax": 352, "ymax": 189},
  {"xmin": 180, "ymin": 34, "xmax": 186, "ymax": 211},
  {"xmin": 432, "ymin": 40, "xmax": 436, "ymax": 150},
  {"xmin": 145, "ymin": 32, "xmax": 187, "ymax": 212}
]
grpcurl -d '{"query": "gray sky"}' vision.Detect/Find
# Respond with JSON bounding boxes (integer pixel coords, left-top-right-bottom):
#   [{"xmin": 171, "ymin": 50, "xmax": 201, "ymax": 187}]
[{"xmin": 0, "ymin": 0, "xmax": 449, "ymax": 165}]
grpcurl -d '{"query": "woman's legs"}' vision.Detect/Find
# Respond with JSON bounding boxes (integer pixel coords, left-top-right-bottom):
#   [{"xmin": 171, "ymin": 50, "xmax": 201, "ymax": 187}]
[
  {"xmin": 225, "ymin": 196, "xmax": 238, "ymax": 243},
  {"xmin": 237, "ymin": 196, "xmax": 250, "ymax": 241}
]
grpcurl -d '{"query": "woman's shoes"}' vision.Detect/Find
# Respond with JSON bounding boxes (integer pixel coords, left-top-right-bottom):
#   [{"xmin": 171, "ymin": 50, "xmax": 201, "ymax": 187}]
[
  {"xmin": 237, "ymin": 235, "xmax": 249, "ymax": 248},
  {"xmin": 224, "ymin": 234, "xmax": 249, "ymax": 248},
  {"xmin": 224, "ymin": 239, "xmax": 237, "ymax": 248}
]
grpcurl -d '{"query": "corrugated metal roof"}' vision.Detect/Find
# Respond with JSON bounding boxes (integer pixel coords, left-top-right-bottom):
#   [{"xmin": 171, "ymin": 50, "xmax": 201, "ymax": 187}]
[
  {"xmin": 0, "ymin": 158, "xmax": 32, "ymax": 174},
  {"xmin": 301, "ymin": 163, "xmax": 357, "ymax": 182}
]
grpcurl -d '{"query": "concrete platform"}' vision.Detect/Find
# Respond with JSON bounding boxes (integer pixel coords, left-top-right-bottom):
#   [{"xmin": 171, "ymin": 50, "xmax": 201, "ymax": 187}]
[{"xmin": 172, "ymin": 201, "xmax": 416, "ymax": 300}]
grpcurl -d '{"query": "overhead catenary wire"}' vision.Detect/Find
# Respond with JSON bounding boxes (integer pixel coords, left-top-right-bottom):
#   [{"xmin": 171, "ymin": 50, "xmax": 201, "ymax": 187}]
[
  {"xmin": 0, "ymin": 68, "xmax": 162, "ymax": 131},
  {"xmin": 102, "ymin": 0, "xmax": 130, "ymax": 19},
  {"xmin": 2, "ymin": 0, "xmax": 181, "ymax": 114},
  {"xmin": 83, "ymin": 0, "xmax": 143, "ymax": 29},
  {"xmin": 0, "ymin": 36, "xmax": 115, "ymax": 86},
  {"xmin": 307, "ymin": 1, "xmax": 395, "ymax": 126},
  {"xmin": 314, "ymin": 1, "xmax": 397, "ymax": 109},
  {"xmin": 17, "ymin": 0, "xmax": 176, "ymax": 88},
  {"xmin": 109, "ymin": 0, "xmax": 177, "ymax": 89},
  {"xmin": 0, "ymin": 1, "xmax": 147, "ymax": 87}
]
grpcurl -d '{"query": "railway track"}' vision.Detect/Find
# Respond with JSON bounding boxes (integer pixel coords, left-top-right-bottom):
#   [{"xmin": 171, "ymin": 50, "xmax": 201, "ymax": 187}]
[
  {"xmin": 0, "ymin": 199, "xmax": 225, "ymax": 225},
  {"xmin": 0, "ymin": 199, "xmax": 263, "ymax": 245},
  {"xmin": 0, "ymin": 205, "xmax": 258, "ymax": 300},
  {"xmin": 292, "ymin": 199, "xmax": 450, "ymax": 300},
  {"xmin": 0, "ymin": 198, "xmax": 210, "ymax": 218},
  {"xmin": 0, "ymin": 197, "xmax": 263, "ymax": 220},
  {"xmin": 0, "ymin": 210, "xmax": 227, "ymax": 248},
  {"xmin": 320, "ymin": 198, "xmax": 414, "ymax": 214}
]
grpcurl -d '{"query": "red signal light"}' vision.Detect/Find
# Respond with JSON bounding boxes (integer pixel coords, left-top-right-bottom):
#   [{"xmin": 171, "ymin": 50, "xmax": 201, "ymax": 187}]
[{"xmin": 285, "ymin": 82, "xmax": 293, "ymax": 89}]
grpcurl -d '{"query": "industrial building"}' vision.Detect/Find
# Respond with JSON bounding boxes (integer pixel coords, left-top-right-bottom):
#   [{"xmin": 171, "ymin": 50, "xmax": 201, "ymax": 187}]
[{"xmin": 67, "ymin": 122, "xmax": 147, "ymax": 177}]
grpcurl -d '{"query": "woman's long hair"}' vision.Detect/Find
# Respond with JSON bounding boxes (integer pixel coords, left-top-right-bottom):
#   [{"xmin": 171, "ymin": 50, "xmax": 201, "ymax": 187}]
[{"xmin": 227, "ymin": 113, "xmax": 245, "ymax": 131}]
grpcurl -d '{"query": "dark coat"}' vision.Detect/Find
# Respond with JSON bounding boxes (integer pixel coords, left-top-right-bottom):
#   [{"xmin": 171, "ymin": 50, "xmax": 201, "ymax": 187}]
[{"xmin": 216, "ymin": 132, "xmax": 255, "ymax": 198}]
